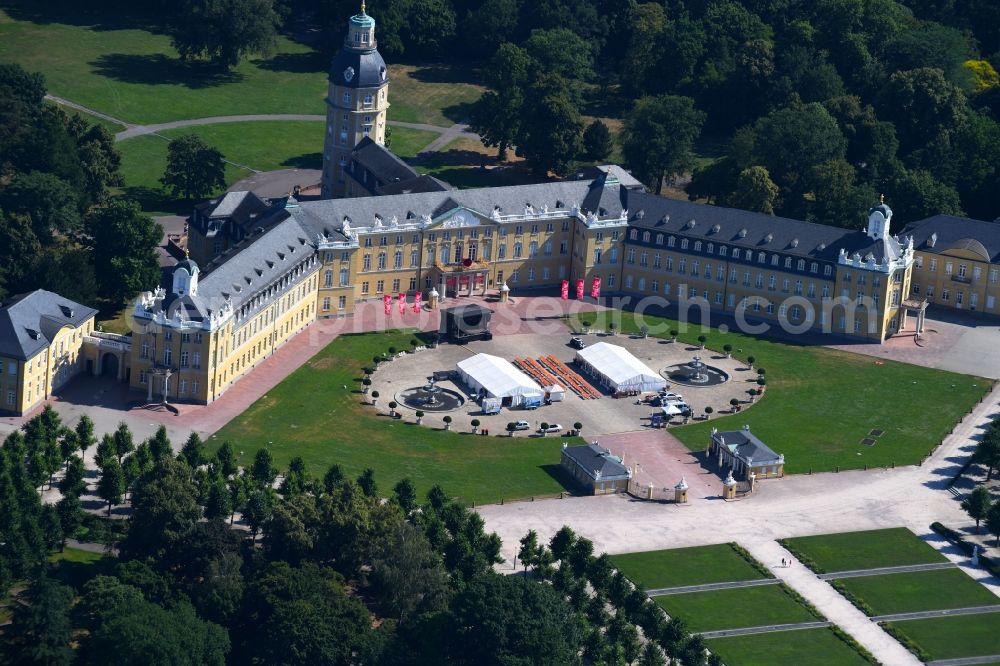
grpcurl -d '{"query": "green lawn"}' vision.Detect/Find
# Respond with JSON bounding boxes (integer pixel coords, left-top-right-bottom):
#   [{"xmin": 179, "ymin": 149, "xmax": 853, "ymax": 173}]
[
  {"xmin": 568, "ymin": 311, "xmax": 991, "ymax": 473},
  {"xmin": 117, "ymin": 122, "xmax": 437, "ymax": 214},
  {"xmin": 708, "ymin": 628, "xmax": 872, "ymax": 666},
  {"xmin": 211, "ymin": 331, "xmax": 579, "ymax": 504},
  {"xmin": 0, "ymin": 4, "xmax": 482, "ymax": 128},
  {"xmin": 885, "ymin": 613, "xmax": 1000, "ymax": 660},
  {"xmin": 654, "ymin": 584, "xmax": 818, "ymax": 633},
  {"xmin": 48, "ymin": 547, "xmax": 104, "ymax": 565},
  {"xmin": 780, "ymin": 528, "xmax": 946, "ymax": 573},
  {"xmin": 611, "ymin": 543, "xmax": 769, "ymax": 590},
  {"xmin": 835, "ymin": 569, "xmax": 1000, "ymax": 616},
  {"xmin": 387, "ymin": 63, "xmax": 483, "ymax": 127}
]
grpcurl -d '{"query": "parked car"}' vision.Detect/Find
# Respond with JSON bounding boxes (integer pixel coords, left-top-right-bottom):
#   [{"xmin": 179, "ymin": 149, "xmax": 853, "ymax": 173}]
[
  {"xmin": 512, "ymin": 420, "xmax": 531, "ymax": 431},
  {"xmin": 537, "ymin": 423, "xmax": 563, "ymax": 434},
  {"xmin": 660, "ymin": 391, "xmax": 684, "ymax": 402},
  {"xmin": 570, "ymin": 336, "xmax": 586, "ymax": 349}
]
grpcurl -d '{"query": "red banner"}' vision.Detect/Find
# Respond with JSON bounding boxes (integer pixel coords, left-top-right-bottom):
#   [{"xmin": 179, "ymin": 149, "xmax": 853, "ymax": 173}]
[
  {"xmin": 383, "ymin": 294, "xmax": 391, "ymax": 316},
  {"xmin": 413, "ymin": 291, "xmax": 422, "ymax": 313},
  {"xmin": 591, "ymin": 277, "xmax": 601, "ymax": 299},
  {"xmin": 560, "ymin": 279, "xmax": 569, "ymax": 300},
  {"xmin": 576, "ymin": 278, "xmax": 585, "ymax": 300},
  {"xmin": 398, "ymin": 293, "xmax": 406, "ymax": 315}
]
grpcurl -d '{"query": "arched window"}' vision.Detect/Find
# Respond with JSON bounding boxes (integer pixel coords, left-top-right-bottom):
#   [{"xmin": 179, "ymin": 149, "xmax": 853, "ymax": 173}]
[
  {"xmin": 797, "ymin": 259, "xmax": 806, "ymax": 271},
  {"xmin": 630, "ymin": 229, "xmax": 638, "ymax": 240},
  {"xmin": 694, "ymin": 241, "xmax": 702, "ymax": 252},
  {"xmin": 668, "ymin": 236, "xmax": 676, "ymax": 247},
  {"xmin": 707, "ymin": 243, "xmax": 713, "ymax": 254},
  {"xmin": 680, "ymin": 239, "xmax": 689, "ymax": 250},
  {"xmin": 656, "ymin": 234, "xmax": 664, "ymax": 245},
  {"xmin": 642, "ymin": 231, "xmax": 651, "ymax": 242},
  {"xmin": 758, "ymin": 252, "xmax": 766, "ymax": 263}
]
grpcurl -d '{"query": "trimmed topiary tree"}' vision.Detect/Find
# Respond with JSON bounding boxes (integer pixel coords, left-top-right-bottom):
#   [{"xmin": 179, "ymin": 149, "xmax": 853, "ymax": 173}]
[
  {"xmin": 443, "ymin": 415, "xmax": 452, "ymax": 431},
  {"xmin": 370, "ymin": 390, "xmax": 379, "ymax": 405},
  {"xmin": 471, "ymin": 418, "xmax": 480, "ymax": 434},
  {"xmin": 697, "ymin": 334, "xmax": 707, "ymax": 349},
  {"xmin": 723, "ymin": 344, "xmax": 733, "ymax": 358},
  {"xmin": 670, "ymin": 329, "xmax": 678, "ymax": 342},
  {"xmin": 746, "ymin": 355, "xmax": 756, "ymax": 370},
  {"xmin": 415, "ymin": 410, "xmax": 424, "ymax": 425},
  {"xmin": 574, "ymin": 422, "xmax": 583, "ymax": 435},
  {"xmin": 507, "ymin": 422, "xmax": 517, "ymax": 437},
  {"xmin": 704, "ymin": 406, "xmax": 713, "ymax": 419},
  {"xmin": 388, "ymin": 401, "xmax": 397, "ymax": 417},
  {"xmin": 540, "ymin": 422, "xmax": 549, "ymax": 436},
  {"xmin": 730, "ymin": 398, "xmax": 740, "ymax": 412}
]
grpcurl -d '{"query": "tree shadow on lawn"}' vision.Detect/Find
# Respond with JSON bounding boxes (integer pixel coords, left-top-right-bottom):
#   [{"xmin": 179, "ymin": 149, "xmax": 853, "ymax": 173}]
[
  {"xmin": 124, "ymin": 186, "xmax": 193, "ymax": 216},
  {"xmin": 91, "ymin": 53, "xmax": 245, "ymax": 89},
  {"xmin": 254, "ymin": 50, "xmax": 328, "ymax": 75},
  {"xmin": 406, "ymin": 62, "xmax": 482, "ymax": 86},
  {"xmin": 1, "ymin": 0, "xmax": 167, "ymax": 33},
  {"xmin": 442, "ymin": 101, "xmax": 475, "ymax": 124},
  {"xmin": 281, "ymin": 152, "xmax": 323, "ymax": 169},
  {"xmin": 539, "ymin": 464, "xmax": 577, "ymax": 495}
]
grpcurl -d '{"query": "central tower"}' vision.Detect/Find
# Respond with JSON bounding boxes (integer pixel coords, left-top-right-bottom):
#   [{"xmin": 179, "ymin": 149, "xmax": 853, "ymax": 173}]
[{"xmin": 321, "ymin": 2, "xmax": 390, "ymax": 198}]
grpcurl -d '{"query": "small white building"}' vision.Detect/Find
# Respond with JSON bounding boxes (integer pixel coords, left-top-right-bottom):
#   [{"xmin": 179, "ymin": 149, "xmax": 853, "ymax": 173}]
[
  {"xmin": 575, "ymin": 342, "xmax": 666, "ymax": 393},
  {"xmin": 456, "ymin": 353, "xmax": 544, "ymax": 407}
]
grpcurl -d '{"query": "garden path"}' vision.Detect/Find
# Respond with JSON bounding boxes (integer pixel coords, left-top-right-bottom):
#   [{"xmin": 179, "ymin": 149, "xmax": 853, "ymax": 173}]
[
  {"xmin": 818, "ymin": 562, "xmax": 957, "ymax": 580},
  {"xmin": 697, "ymin": 620, "xmax": 831, "ymax": 639},
  {"xmin": 646, "ymin": 578, "xmax": 779, "ymax": 596},
  {"xmin": 870, "ymin": 606, "xmax": 1000, "ymax": 622}
]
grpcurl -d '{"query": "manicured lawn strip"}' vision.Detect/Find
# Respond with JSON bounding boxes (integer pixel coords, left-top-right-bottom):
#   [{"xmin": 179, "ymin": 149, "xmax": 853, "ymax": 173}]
[
  {"xmin": 611, "ymin": 543, "xmax": 770, "ymax": 590},
  {"xmin": 707, "ymin": 627, "xmax": 873, "ymax": 666},
  {"xmin": 779, "ymin": 528, "xmax": 946, "ymax": 573},
  {"xmin": 567, "ymin": 310, "xmax": 990, "ymax": 473},
  {"xmin": 654, "ymin": 584, "xmax": 818, "ymax": 633},
  {"xmin": 884, "ymin": 613, "xmax": 1000, "ymax": 660},
  {"xmin": 834, "ymin": 568, "xmax": 1000, "ymax": 616},
  {"xmin": 211, "ymin": 331, "xmax": 576, "ymax": 504},
  {"xmin": 117, "ymin": 123, "xmax": 438, "ymax": 215}
]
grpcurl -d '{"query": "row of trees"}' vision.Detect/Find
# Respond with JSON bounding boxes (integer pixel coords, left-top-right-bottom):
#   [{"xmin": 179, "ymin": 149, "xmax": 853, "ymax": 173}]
[{"xmin": 1, "ymin": 405, "xmax": 731, "ymax": 664}]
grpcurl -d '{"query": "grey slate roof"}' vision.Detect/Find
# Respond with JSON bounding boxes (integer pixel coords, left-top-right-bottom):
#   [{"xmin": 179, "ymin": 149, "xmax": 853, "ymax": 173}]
[
  {"xmin": 562, "ymin": 443, "xmax": 631, "ymax": 481},
  {"xmin": 712, "ymin": 429, "xmax": 782, "ymax": 465},
  {"xmin": 376, "ymin": 174, "xmax": 452, "ymax": 195},
  {"xmin": 0, "ymin": 290, "xmax": 98, "ymax": 361},
  {"xmin": 152, "ymin": 215, "xmax": 315, "ymax": 323},
  {"xmin": 351, "ymin": 137, "xmax": 421, "ymax": 185},
  {"xmin": 901, "ymin": 215, "xmax": 1000, "ymax": 262},
  {"xmin": 328, "ymin": 47, "xmax": 387, "ymax": 89},
  {"xmin": 624, "ymin": 191, "xmax": 893, "ymax": 263},
  {"xmin": 191, "ymin": 190, "xmax": 274, "ymax": 238},
  {"xmin": 296, "ymin": 178, "xmax": 621, "ymax": 234}
]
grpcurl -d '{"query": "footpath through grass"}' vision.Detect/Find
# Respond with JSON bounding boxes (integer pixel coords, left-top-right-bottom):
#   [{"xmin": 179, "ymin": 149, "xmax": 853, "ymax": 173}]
[
  {"xmin": 780, "ymin": 528, "xmax": 946, "ymax": 573},
  {"xmin": 0, "ymin": 4, "xmax": 483, "ymax": 127},
  {"xmin": 654, "ymin": 584, "xmax": 818, "ymax": 633},
  {"xmin": 835, "ymin": 568, "xmax": 1000, "ymax": 616},
  {"xmin": 211, "ymin": 331, "xmax": 574, "ymax": 504},
  {"xmin": 708, "ymin": 627, "xmax": 873, "ymax": 666},
  {"xmin": 884, "ymin": 614, "xmax": 1000, "ymax": 661},
  {"xmin": 612, "ymin": 543, "xmax": 769, "ymax": 590},
  {"xmin": 568, "ymin": 310, "xmax": 990, "ymax": 473}
]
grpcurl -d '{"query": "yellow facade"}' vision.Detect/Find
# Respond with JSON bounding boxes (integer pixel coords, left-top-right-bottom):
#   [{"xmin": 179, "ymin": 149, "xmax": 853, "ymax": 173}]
[
  {"xmin": 910, "ymin": 249, "xmax": 1000, "ymax": 315},
  {"xmin": 0, "ymin": 292, "xmax": 95, "ymax": 416}
]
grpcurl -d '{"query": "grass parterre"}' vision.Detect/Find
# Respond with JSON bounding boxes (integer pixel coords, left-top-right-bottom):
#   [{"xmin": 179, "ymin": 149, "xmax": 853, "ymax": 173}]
[{"xmin": 569, "ymin": 311, "xmax": 991, "ymax": 473}]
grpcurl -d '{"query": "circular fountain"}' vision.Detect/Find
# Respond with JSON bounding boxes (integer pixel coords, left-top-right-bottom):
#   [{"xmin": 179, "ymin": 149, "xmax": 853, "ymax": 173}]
[
  {"xmin": 663, "ymin": 356, "xmax": 730, "ymax": 387},
  {"xmin": 397, "ymin": 377, "xmax": 465, "ymax": 412}
]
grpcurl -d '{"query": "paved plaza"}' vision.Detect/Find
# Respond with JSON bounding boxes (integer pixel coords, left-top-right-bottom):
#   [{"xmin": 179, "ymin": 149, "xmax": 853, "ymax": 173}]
[{"xmin": 370, "ymin": 330, "xmax": 753, "ymax": 438}]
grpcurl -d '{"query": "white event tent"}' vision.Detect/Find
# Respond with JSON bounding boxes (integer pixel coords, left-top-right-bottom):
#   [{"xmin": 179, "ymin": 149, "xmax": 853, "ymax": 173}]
[
  {"xmin": 456, "ymin": 353, "xmax": 544, "ymax": 407},
  {"xmin": 575, "ymin": 342, "xmax": 666, "ymax": 393}
]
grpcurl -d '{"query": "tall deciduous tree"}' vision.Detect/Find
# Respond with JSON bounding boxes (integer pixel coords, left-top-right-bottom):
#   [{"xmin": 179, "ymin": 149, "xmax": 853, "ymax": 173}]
[
  {"xmin": 97, "ymin": 458, "xmax": 125, "ymax": 515},
  {"xmin": 172, "ymin": 0, "xmax": 281, "ymax": 69},
  {"xmin": 6, "ymin": 576, "xmax": 74, "ymax": 665},
  {"xmin": 469, "ymin": 44, "xmax": 532, "ymax": 161},
  {"xmin": 161, "ymin": 134, "xmax": 226, "ymax": 201},
  {"xmin": 121, "ymin": 458, "xmax": 201, "ymax": 562},
  {"xmin": 962, "ymin": 485, "xmax": 993, "ymax": 532},
  {"xmin": 87, "ymin": 199, "xmax": 163, "ymax": 303},
  {"xmin": 582, "ymin": 120, "xmax": 613, "ymax": 162},
  {"xmin": 622, "ymin": 94, "xmax": 705, "ymax": 194},
  {"xmin": 731, "ymin": 166, "xmax": 779, "ymax": 214},
  {"xmin": 516, "ymin": 74, "xmax": 583, "ymax": 177}
]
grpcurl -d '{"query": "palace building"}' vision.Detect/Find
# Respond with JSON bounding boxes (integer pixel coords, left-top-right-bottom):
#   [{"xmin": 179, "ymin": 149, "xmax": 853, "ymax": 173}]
[
  {"xmin": 0, "ymin": 290, "xmax": 97, "ymax": 415},
  {"xmin": 7, "ymin": 4, "xmax": 998, "ymax": 414}
]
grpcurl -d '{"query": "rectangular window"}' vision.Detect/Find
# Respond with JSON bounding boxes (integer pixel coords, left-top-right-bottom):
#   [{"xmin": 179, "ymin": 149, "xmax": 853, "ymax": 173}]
[
  {"xmin": 941, "ymin": 288, "xmax": 950, "ymax": 301},
  {"xmin": 338, "ymin": 296, "xmax": 347, "ymax": 310},
  {"xmin": 193, "ymin": 352, "xmax": 201, "ymax": 369},
  {"xmin": 362, "ymin": 281, "xmax": 370, "ymax": 295},
  {"xmin": 322, "ymin": 297, "xmax": 331, "ymax": 310},
  {"xmin": 929, "ymin": 259, "xmax": 937, "ymax": 272},
  {"xmin": 180, "ymin": 351, "xmax": 189, "ymax": 368}
]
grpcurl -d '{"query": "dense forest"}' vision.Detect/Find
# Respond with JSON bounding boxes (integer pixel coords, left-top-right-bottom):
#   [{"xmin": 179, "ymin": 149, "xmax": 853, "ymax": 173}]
[
  {"xmin": 308, "ymin": 0, "xmax": 1000, "ymax": 229},
  {"xmin": 0, "ymin": 64, "xmax": 161, "ymax": 305},
  {"xmin": 1, "ymin": 407, "xmax": 720, "ymax": 665}
]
